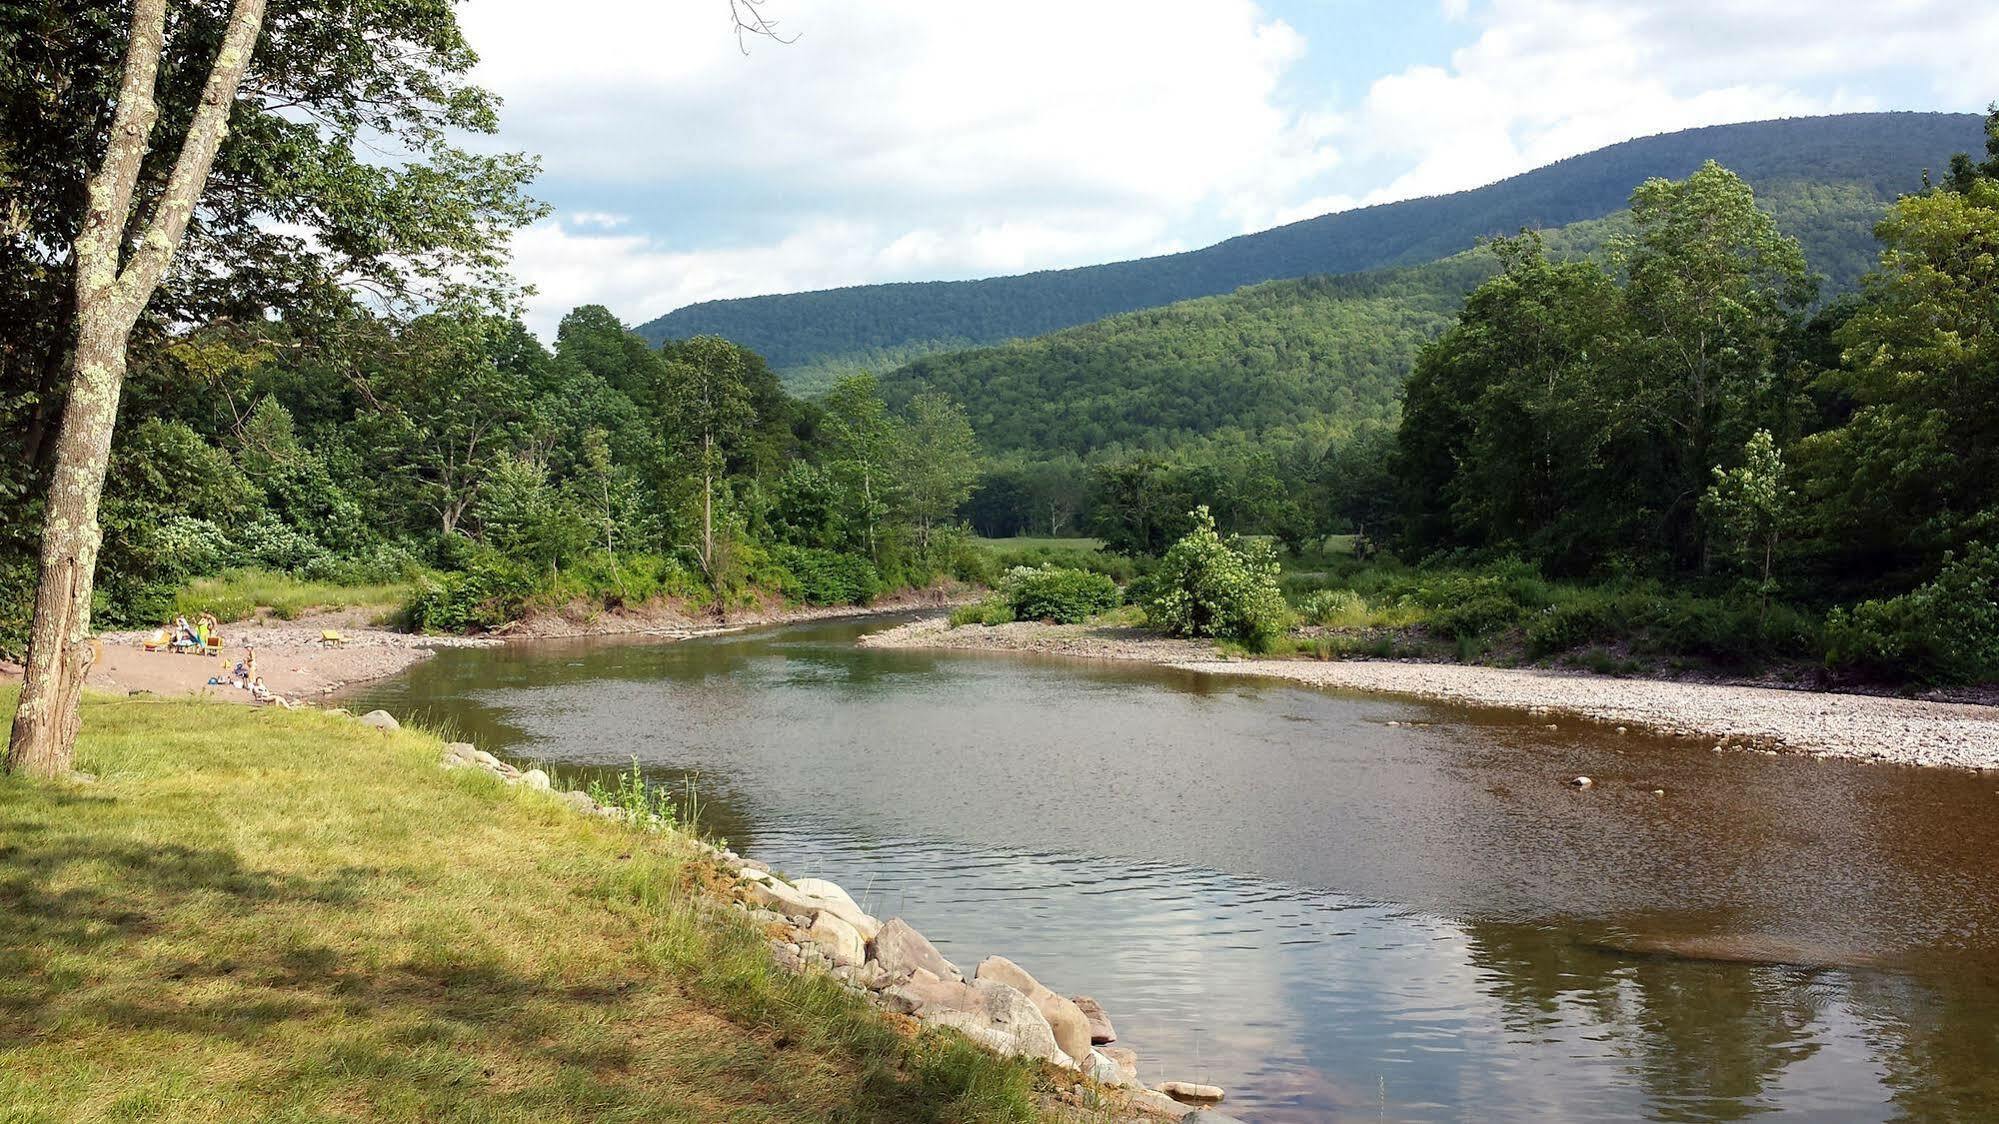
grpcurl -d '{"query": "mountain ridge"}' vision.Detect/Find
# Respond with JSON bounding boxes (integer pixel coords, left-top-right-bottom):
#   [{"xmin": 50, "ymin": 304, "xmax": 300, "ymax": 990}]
[{"xmin": 635, "ymin": 112, "xmax": 1982, "ymax": 384}]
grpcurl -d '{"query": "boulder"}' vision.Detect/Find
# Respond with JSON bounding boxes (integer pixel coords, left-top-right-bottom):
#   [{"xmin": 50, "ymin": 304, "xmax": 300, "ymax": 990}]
[
  {"xmin": 559, "ymin": 790, "xmax": 596, "ymax": 814},
  {"xmin": 1072, "ymin": 994, "xmax": 1116, "ymax": 1043},
  {"xmin": 743, "ymin": 877, "xmax": 822, "ymax": 923},
  {"xmin": 1160, "ymin": 1080, "xmax": 1225, "ymax": 1104},
  {"xmin": 869, "ymin": 918, "xmax": 961, "ymax": 982},
  {"xmin": 1100, "ymin": 1045, "xmax": 1140, "ymax": 1085},
  {"xmin": 442, "ymin": 741, "xmax": 477, "ymax": 762},
  {"xmin": 1125, "ymin": 1087, "xmax": 1197, "ymax": 1118},
  {"xmin": 975, "ymin": 955, "xmax": 1093, "ymax": 1064},
  {"xmin": 518, "ymin": 768, "xmax": 551, "ymax": 791},
  {"xmin": 790, "ymin": 877, "xmax": 859, "ymax": 911},
  {"xmin": 791, "ymin": 878, "xmax": 882, "ymax": 941},
  {"xmin": 919, "ymin": 979, "xmax": 1068, "ymax": 1066},
  {"xmin": 358, "ymin": 710, "xmax": 400, "ymax": 731},
  {"xmin": 737, "ymin": 866, "xmax": 773, "ymax": 884},
  {"xmin": 804, "ymin": 911, "xmax": 865, "ymax": 967}
]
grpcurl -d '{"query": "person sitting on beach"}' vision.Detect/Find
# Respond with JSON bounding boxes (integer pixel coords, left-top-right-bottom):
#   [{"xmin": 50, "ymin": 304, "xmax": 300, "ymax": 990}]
[
  {"xmin": 249, "ymin": 677, "xmax": 271, "ymax": 702},
  {"xmin": 171, "ymin": 615, "xmax": 199, "ymax": 648},
  {"xmin": 231, "ymin": 657, "xmax": 250, "ymax": 685}
]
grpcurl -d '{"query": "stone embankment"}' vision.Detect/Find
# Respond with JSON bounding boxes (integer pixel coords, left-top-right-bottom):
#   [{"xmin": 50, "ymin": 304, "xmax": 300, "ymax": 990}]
[
  {"xmin": 365, "ymin": 707, "xmax": 1242, "ymax": 1122},
  {"xmin": 861, "ymin": 618, "xmax": 1999, "ymax": 771}
]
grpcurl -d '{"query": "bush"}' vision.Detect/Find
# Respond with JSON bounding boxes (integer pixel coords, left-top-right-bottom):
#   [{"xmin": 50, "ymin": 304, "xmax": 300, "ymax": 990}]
[
  {"xmin": 998, "ymin": 565, "xmax": 1121, "ymax": 624},
  {"xmin": 772, "ymin": 546, "xmax": 882, "ymax": 606},
  {"xmin": 1145, "ymin": 507, "xmax": 1290, "ymax": 648},
  {"xmin": 1430, "ymin": 593, "xmax": 1526, "ymax": 640},
  {"xmin": 1297, "ymin": 588, "xmax": 1369, "ymax": 627},
  {"xmin": 949, "ymin": 597, "xmax": 1016, "ymax": 627},
  {"xmin": 403, "ymin": 547, "xmax": 537, "ymax": 633},
  {"xmin": 1524, "ymin": 599, "xmax": 1621, "ymax": 656},
  {"xmin": 1826, "ymin": 544, "xmax": 1999, "ymax": 685}
]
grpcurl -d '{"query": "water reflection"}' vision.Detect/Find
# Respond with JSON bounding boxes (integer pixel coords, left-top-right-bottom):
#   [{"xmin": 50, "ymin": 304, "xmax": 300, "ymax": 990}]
[{"xmin": 343, "ymin": 617, "xmax": 1999, "ymax": 1120}]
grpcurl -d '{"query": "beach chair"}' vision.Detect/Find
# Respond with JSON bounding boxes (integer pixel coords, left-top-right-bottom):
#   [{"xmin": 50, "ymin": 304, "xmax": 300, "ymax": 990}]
[
  {"xmin": 142, "ymin": 629, "xmax": 171, "ymax": 652},
  {"xmin": 203, "ymin": 634, "xmax": 224, "ymax": 656},
  {"xmin": 319, "ymin": 629, "xmax": 346, "ymax": 648}
]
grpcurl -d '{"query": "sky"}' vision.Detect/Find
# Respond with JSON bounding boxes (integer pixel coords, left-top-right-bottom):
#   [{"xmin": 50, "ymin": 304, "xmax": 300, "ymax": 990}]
[{"xmin": 456, "ymin": 0, "xmax": 1999, "ymax": 336}]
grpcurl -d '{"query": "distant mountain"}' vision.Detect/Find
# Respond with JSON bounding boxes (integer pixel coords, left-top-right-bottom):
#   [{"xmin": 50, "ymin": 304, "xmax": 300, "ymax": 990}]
[{"xmin": 635, "ymin": 112, "xmax": 1982, "ymax": 387}]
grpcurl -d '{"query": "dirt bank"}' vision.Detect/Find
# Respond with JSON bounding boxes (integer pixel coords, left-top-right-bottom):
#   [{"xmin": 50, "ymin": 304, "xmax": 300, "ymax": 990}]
[{"xmin": 860, "ymin": 618, "xmax": 1999, "ymax": 771}]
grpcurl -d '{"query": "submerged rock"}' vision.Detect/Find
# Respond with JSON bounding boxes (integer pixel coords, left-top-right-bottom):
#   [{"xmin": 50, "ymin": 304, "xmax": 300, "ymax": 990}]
[
  {"xmin": 1567, "ymin": 775, "xmax": 1594, "ymax": 789},
  {"xmin": 1160, "ymin": 1079, "xmax": 1226, "ymax": 1104}
]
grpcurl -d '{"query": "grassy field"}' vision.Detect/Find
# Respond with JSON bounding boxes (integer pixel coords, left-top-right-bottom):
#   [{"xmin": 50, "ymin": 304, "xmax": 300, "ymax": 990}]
[
  {"xmin": 172, "ymin": 568, "xmax": 413, "ymax": 624},
  {"xmin": 972, "ymin": 537, "xmax": 1104, "ymax": 552},
  {"xmin": 0, "ymin": 689, "xmax": 1076, "ymax": 1123}
]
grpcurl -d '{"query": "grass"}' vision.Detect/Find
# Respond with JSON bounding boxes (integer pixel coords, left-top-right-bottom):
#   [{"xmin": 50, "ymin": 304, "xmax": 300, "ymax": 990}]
[
  {"xmin": 0, "ymin": 688, "xmax": 1075, "ymax": 1123},
  {"xmin": 172, "ymin": 568, "xmax": 413, "ymax": 624},
  {"xmin": 971, "ymin": 537, "xmax": 1103, "ymax": 552}
]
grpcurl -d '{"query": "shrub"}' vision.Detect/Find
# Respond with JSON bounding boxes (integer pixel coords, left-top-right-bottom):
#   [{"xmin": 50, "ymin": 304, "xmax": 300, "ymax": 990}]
[
  {"xmin": 1826, "ymin": 544, "xmax": 1999, "ymax": 685},
  {"xmin": 1145, "ymin": 507, "xmax": 1290, "ymax": 648},
  {"xmin": 949, "ymin": 597, "xmax": 1016, "ymax": 627},
  {"xmin": 1525, "ymin": 599, "xmax": 1621, "ymax": 656},
  {"xmin": 772, "ymin": 546, "xmax": 882, "ymax": 606},
  {"xmin": 236, "ymin": 516, "xmax": 329, "ymax": 573},
  {"xmin": 403, "ymin": 547, "xmax": 537, "ymax": 633},
  {"xmin": 998, "ymin": 565, "xmax": 1121, "ymax": 624},
  {"xmin": 1430, "ymin": 593, "xmax": 1526, "ymax": 640},
  {"xmin": 1297, "ymin": 588, "xmax": 1369, "ymax": 627}
]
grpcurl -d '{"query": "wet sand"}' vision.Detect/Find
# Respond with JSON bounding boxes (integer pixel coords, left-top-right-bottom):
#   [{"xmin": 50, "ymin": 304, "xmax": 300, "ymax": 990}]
[{"xmin": 860, "ymin": 618, "xmax": 1999, "ymax": 770}]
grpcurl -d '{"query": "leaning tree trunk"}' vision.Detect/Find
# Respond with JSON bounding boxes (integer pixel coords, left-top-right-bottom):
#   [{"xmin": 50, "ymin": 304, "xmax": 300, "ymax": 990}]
[{"xmin": 6, "ymin": 0, "xmax": 268, "ymax": 778}]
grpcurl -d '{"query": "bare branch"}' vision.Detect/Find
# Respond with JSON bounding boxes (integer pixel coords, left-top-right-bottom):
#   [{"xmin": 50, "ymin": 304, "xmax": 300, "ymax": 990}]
[{"xmin": 729, "ymin": 0, "xmax": 796, "ymax": 54}]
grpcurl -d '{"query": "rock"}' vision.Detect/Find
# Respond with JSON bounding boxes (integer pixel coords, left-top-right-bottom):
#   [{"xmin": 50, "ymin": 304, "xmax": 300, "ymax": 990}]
[
  {"xmin": 869, "ymin": 918, "xmax": 962, "ymax": 982},
  {"xmin": 559, "ymin": 790, "xmax": 596, "ymax": 814},
  {"xmin": 1125, "ymin": 1087, "xmax": 1197, "ymax": 1118},
  {"xmin": 1160, "ymin": 1080, "xmax": 1226, "ymax": 1104},
  {"xmin": 1651, "ymin": 788, "xmax": 1667, "ymax": 797},
  {"xmin": 1100, "ymin": 1045, "xmax": 1140, "ymax": 1085},
  {"xmin": 790, "ymin": 878, "xmax": 881, "ymax": 941},
  {"xmin": 518, "ymin": 768, "xmax": 551, "ymax": 791},
  {"xmin": 791, "ymin": 877, "xmax": 859, "ymax": 911},
  {"xmin": 770, "ymin": 942, "xmax": 804, "ymax": 974},
  {"xmin": 358, "ymin": 709, "xmax": 399, "ymax": 731},
  {"xmin": 1072, "ymin": 994, "xmax": 1116, "ymax": 1043},
  {"xmin": 920, "ymin": 978, "xmax": 1068, "ymax": 1066},
  {"xmin": 443, "ymin": 741, "xmax": 477, "ymax": 762},
  {"xmin": 744, "ymin": 877, "xmax": 823, "ymax": 923},
  {"xmin": 1567, "ymin": 775, "xmax": 1594, "ymax": 788},
  {"xmin": 737, "ymin": 866, "xmax": 773, "ymax": 884},
  {"xmin": 1615, "ymin": 726, "xmax": 1628, "ymax": 735},
  {"xmin": 975, "ymin": 955, "xmax": 1093, "ymax": 1065},
  {"xmin": 1083, "ymin": 1048, "xmax": 1130, "ymax": 1086},
  {"xmin": 804, "ymin": 911, "xmax": 865, "ymax": 967},
  {"xmin": 737, "ymin": 856, "xmax": 771, "ymax": 873}
]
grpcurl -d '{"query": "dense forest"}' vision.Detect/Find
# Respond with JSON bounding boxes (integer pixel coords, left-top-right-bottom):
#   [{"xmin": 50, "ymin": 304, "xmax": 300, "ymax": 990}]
[{"xmin": 639, "ymin": 113, "xmax": 1982, "ymax": 383}]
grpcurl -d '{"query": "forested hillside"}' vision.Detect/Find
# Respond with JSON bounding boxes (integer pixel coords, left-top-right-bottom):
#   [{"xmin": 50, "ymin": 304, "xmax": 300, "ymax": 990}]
[
  {"xmin": 638, "ymin": 113, "xmax": 1981, "ymax": 383},
  {"xmin": 887, "ymin": 175, "xmax": 1895, "ymax": 462}
]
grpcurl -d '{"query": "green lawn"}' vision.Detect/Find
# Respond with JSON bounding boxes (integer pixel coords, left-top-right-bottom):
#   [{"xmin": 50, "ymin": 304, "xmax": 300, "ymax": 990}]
[
  {"xmin": 0, "ymin": 689, "xmax": 1070, "ymax": 1123},
  {"xmin": 973, "ymin": 536, "xmax": 1105, "ymax": 552}
]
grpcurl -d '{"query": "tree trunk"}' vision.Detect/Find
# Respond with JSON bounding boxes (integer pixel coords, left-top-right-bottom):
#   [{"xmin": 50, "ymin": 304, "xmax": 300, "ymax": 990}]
[
  {"xmin": 5, "ymin": 0, "xmax": 268, "ymax": 778},
  {"xmin": 6, "ymin": 317, "xmax": 128, "ymax": 778},
  {"xmin": 701, "ymin": 433, "xmax": 715, "ymax": 577}
]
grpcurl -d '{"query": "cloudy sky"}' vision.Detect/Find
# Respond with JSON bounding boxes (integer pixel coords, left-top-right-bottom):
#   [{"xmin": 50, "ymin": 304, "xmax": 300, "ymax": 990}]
[{"xmin": 458, "ymin": 0, "xmax": 1999, "ymax": 334}]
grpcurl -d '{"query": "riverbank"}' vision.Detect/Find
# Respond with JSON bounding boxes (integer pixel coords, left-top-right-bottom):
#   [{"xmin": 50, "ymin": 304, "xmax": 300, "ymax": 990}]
[
  {"xmin": 15, "ymin": 588, "xmax": 978, "ymax": 706},
  {"xmin": 0, "ymin": 687, "xmax": 1168, "ymax": 1123},
  {"xmin": 861, "ymin": 618, "xmax": 1999, "ymax": 771}
]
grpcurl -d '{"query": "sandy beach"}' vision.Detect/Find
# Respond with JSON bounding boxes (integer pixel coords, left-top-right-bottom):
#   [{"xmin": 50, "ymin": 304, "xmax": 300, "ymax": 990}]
[{"xmin": 860, "ymin": 617, "xmax": 1999, "ymax": 771}]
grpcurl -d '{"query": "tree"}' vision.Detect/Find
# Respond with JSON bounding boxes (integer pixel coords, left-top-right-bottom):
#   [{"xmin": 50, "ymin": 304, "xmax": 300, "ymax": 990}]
[
  {"xmin": 896, "ymin": 391, "xmax": 980, "ymax": 551},
  {"xmin": 6, "ymin": 0, "xmax": 269, "ymax": 778},
  {"xmin": 1701, "ymin": 429, "xmax": 1793, "ymax": 626},
  {"xmin": 3, "ymin": 0, "xmax": 547, "ymax": 777},
  {"xmin": 1615, "ymin": 162, "xmax": 1813, "ymax": 565},
  {"xmin": 664, "ymin": 336, "xmax": 757, "ymax": 581},
  {"xmin": 821, "ymin": 372, "xmax": 900, "ymax": 558}
]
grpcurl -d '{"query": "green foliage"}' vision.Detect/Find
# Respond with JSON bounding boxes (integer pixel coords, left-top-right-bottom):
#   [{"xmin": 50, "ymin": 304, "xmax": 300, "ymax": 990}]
[
  {"xmin": 588, "ymin": 757, "xmax": 683, "ymax": 832},
  {"xmin": 949, "ymin": 598, "xmax": 1016, "ymax": 628},
  {"xmin": 1297, "ymin": 588, "xmax": 1369, "ymax": 627},
  {"xmin": 997, "ymin": 566, "xmax": 1121, "ymax": 624},
  {"xmin": 1826, "ymin": 543, "xmax": 1999, "ymax": 685},
  {"xmin": 1146, "ymin": 507, "xmax": 1290, "ymax": 648},
  {"xmin": 403, "ymin": 546, "xmax": 537, "ymax": 633},
  {"xmin": 771, "ymin": 546, "xmax": 882, "ymax": 606}
]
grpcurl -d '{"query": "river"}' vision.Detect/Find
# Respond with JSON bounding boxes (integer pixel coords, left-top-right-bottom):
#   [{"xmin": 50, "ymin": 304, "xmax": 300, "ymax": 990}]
[{"xmin": 343, "ymin": 615, "xmax": 1999, "ymax": 1121}]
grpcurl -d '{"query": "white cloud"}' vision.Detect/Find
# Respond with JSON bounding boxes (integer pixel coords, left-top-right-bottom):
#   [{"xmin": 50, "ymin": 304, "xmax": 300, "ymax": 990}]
[
  {"xmin": 462, "ymin": 0, "xmax": 1336, "ymax": 333},
  {"xmin": 1347, "ymin": 0, "xmax": 1995, "ymax": 206}
]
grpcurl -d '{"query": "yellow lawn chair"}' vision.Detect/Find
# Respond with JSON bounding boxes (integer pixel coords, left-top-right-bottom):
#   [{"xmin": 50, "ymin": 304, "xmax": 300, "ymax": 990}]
[{"xmin": 319, "ymin": 629, "xmax": 346, "ymax": 649}]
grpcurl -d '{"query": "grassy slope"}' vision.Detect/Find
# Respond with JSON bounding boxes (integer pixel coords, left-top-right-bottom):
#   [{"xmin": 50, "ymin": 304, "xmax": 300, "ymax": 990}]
[{"xmin": 0, "ymin": 689, "xmax": 1061, "ymax": 1123}]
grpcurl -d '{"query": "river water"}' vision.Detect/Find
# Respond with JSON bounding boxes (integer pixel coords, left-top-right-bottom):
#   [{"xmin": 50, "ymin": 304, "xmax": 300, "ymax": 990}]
[{"xmin": 344, "ymin": 616, "xmax": 1999, "ymax": 1121}]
